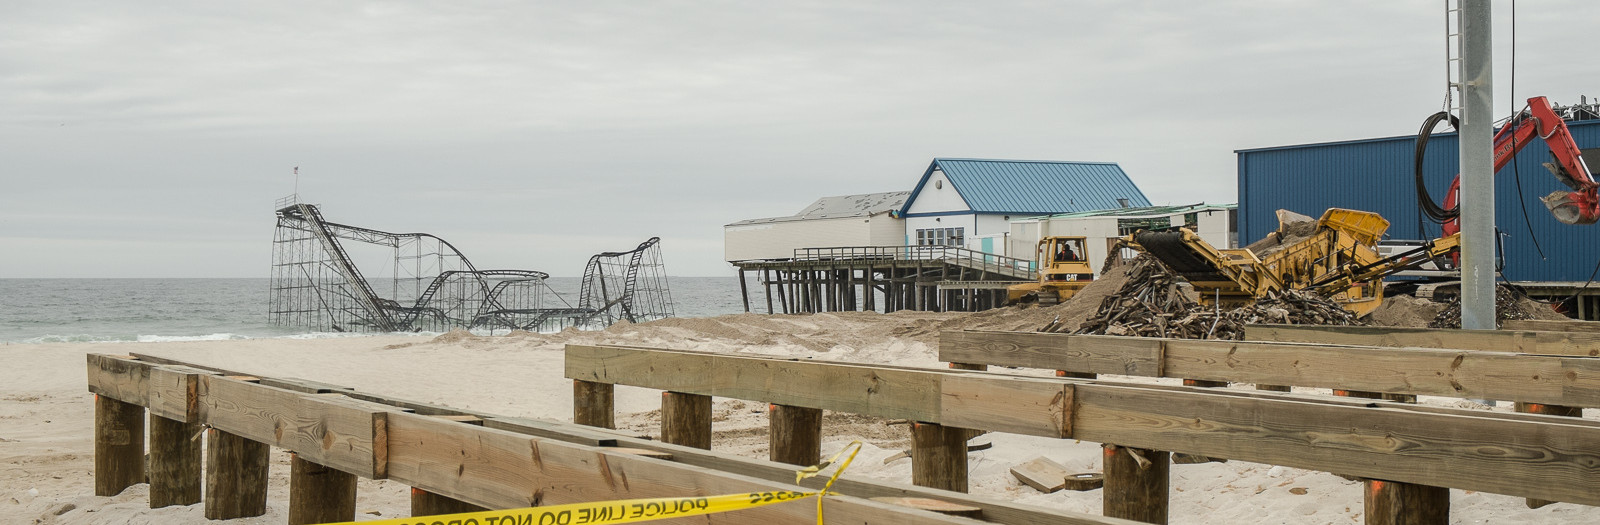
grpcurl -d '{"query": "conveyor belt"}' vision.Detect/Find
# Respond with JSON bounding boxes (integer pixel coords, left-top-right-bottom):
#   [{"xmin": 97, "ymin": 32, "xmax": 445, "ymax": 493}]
[{"xmin": 1133, "ymin": 230, "xmax": 1231, "ymax": 282}]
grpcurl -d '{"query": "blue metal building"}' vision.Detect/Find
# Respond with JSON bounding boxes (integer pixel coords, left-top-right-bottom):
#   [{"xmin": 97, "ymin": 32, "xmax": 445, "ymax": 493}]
[{"xmin": 1236, "ymin": 119, "xmax": 1600, "ymax": 282}]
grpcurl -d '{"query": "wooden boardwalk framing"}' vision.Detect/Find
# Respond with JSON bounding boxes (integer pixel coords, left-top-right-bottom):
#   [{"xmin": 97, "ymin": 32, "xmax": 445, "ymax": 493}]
[
  {"xmin": 568, "ymin": 342, "xmax": 1600, "ymax": 524},
  {"xmin": 88, "ymin": 353, "xmax": 1135, "ymax": 525}
]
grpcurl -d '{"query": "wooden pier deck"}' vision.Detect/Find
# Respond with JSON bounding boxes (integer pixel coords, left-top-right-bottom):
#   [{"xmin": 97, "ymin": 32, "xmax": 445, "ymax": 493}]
[{"xmin": 730, "ymin": 246, "xmax": 1036, "ymax": 314}]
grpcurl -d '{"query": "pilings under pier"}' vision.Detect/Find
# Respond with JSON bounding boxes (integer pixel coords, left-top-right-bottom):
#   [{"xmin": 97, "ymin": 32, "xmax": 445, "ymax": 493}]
[{"xmin": 732, "ymin": 255, "xmax": 1033, "ymax": 315}]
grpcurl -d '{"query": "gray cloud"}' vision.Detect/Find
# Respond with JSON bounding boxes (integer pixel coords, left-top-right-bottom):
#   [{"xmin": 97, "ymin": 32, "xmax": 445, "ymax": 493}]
[{"xmin": 3, "ymin": 1, "xmax": 1596, "ymax": 277}]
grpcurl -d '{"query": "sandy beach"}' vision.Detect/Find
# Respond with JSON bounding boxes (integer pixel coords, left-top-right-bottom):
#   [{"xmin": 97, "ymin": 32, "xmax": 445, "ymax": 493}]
[{"xmin": 4, "ymin": 310, "xmax": 1598, "ymax": 524}]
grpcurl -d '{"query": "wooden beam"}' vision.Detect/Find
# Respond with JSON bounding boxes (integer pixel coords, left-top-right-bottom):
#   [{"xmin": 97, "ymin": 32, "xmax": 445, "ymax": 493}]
[
  {"xmin": 288, "ymin": 453, "xmax": 358, "ymax": 525},
  {"xmin": 148, "ymin": 414, "xmax": 201, "ymax": 508},
  {"xmin": 1244, "ymin": 324, "xmax": 1600, "ymax": 357},
  {"xmin": 939, "ymin": 331, "xmax": 1163, "ymax": 376},
  {"xmin": 1502, "ymin": 319, "xmax": 1600, "ymax": 333},
  {"xmin": 1102, "ymin": 445, "xmax": 1169, "ymax": 525},
  {"xmin": 205, "ymin": 428, "xmax": 270, "ymax": 519},
  {"xmin": 940, "ymin": 330, "xmax": 1600, "ymax": 408},
  {"xmin": 911, "ymin": 422, "xmax": 969, "ymax": 492},
  {"xmin": 567, "ymin": 344, "xmax": 943, "ymax": 422},
  {"xmin": 768, "ymin": 404, "xmax": 821, "ymax": 466},
  {"xmin": 1071, "ymin": 383, "xmax": 1600, "ymax": 506},
  {"xmin": 383, "ymin": 412, "xmax": 990, "ymax": 523},
  {"xmin": 573, "ymin": 379, "xmax": 615, "ymax": 429},
  {"xmin": 199, "ymin": 375, "xmax": 393, "ymax": 478},
  {"xmin": 661, "ymin": 391, "xmax": 712, "ymax": 449},
  {"xmin": 94, "ymin": 394, "xmax": 144, "ymax": 497}
]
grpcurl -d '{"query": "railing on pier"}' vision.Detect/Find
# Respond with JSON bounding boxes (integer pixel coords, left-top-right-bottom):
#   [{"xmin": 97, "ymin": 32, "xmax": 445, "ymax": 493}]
[{"xmin": 792, "ymin": 245, "xmax": 1036, "ymax": 278}]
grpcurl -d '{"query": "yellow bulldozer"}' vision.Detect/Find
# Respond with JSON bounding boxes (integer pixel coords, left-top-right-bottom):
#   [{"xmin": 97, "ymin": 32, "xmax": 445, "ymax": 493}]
[
  {"xmin": 1007, "ymin": 236, "xmax": 1097, "ymax": 305},
  {"xmin": 1124, "ymin": 209, "xmax": 1459, "ymax": 317}
]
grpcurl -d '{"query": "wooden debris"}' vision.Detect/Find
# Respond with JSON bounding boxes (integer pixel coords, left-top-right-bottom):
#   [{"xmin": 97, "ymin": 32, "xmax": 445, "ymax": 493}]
[
  {"xmin": 869, "ymin": 497, "xmax": 983, "ymax": 518},
  {"xmin": 1062, "ymin": 472, "xmax": 1106, "ymax": 491},
  {"xmin": 1429, "ymin": 285, "xmax": 1558, "ymax": 328},
  {"xmin": 1059, "ymin": 253, "xmax": 1363, "ymax": 340},
  {"xmin": 1010, "ymin": 456, "xmax": 1072, "ymax": 493}
]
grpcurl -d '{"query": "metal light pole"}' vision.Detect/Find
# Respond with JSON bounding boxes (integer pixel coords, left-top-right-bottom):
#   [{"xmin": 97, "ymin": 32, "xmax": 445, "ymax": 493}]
[{"xmin": 1457, "ymin": 0, "xmax": 1496, "ymax": 330}]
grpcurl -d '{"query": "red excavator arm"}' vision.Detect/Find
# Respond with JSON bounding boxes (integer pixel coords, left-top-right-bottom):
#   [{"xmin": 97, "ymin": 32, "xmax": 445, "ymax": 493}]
[{"xmin": 1441, "ymin": 96, "xmax": 1599, "ymax": 236}]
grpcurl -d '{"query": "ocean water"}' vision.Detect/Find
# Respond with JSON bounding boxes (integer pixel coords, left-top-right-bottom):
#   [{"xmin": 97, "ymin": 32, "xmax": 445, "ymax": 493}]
[{"xmin": 0, "ymin": 277, "xmax": 745, "ymax": 344}]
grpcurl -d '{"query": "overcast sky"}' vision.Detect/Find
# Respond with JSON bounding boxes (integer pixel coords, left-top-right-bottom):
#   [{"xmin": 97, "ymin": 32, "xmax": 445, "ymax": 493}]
[{"xmin": 4, "ymin": 1, "xmax": 1597, "ymax": 277}]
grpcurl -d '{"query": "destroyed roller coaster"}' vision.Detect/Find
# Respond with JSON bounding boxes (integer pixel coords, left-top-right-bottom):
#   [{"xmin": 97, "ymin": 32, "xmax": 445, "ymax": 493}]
[{"xmin": 267, "ymin": 194, "xmax": 673, "ymax": 333}]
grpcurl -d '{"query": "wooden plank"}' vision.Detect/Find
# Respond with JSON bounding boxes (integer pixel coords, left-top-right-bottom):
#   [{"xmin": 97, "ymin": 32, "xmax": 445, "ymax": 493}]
[
  {"xmin": 262, "ymin": 377, "xmax": 355, "ymax": 394},
  {"xmin": 1503, "ymin": 319, "xmax": 1600, "ymax": 333},
  {"xmin": 940, "ymin": 331, "xmax": 1163, "ymax": 376},
  {"xmin": 567, "ymin": 344, "xmax": 942, "ymax": 422},
  {"xmin": 942, "ymin": 332, "xmax": 1600, "ymax": 408},
  {"xmin": 147, "ymin": 365, "xmax": 209, "ymax": 422},
  {"xmin": 87, "ymin": 354, "xmax": 149, "ymax": 406},
  {"xmin": 383, "ymin": 412, "xmax": 988, "ymax": 524},
  {"xmin": 483, "ymin": 417, "xmax": 626, "ymax": 447},
  {"xmin": 198, "ymin": 376, "xmax": 391, "ymax": 478},
  {"xmin": 1010, "ymin": 456, "xmax": 1071, "ymax": 493},
  {"xmin": 1071, "ymin": 383, "xmax": 1600, "ymax": 506},
  {"xmin": 940, "ymin": 375, "xmax": 1072, "ymax": 438},
  {"xmin": 1160, "ymin": 339, "xmax": 1600, "ymax": 408},
  {"xmin": 1244, "ymin": 324, "xmax": 1600, "ymax": 357}
]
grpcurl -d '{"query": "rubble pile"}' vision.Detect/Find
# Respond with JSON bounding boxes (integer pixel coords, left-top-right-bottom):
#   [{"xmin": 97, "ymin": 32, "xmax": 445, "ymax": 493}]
[
  {"xmin": 1429, "ymin": 285, "xmax": 1565, "ymax": 328},
  {"xmin": 1059, "ymin": 253, "xmax": 1364, "ymax": 340}
]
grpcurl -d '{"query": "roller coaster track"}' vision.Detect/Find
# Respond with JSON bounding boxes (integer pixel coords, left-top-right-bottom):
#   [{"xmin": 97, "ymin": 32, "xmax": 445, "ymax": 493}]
[{"xmin": 283, "ymin": 204, "xmax": 397, "ymax": 332}]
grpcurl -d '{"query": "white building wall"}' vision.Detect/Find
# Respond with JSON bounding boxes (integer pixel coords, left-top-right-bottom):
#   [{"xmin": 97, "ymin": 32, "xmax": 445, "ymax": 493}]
[
  {"xmin": 867, "ymin": 215, "xmax": 905, "ymax": 246},
  {"xmin": 724, "ymin": 216, "xmax": 876, "ymax": 261},
  {"xmin": 903, "ymin": 170, "xmax": 969, "ymax": 214}
]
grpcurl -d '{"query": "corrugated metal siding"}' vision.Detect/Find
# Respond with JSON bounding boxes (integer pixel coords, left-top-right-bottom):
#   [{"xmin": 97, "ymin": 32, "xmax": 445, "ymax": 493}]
[
  {"xmin": 935, "ymin": 159, "xmax": 1152, "ymax": 214},
  {"xmin": 1237, "ymin": 120, "xmax": 1600, "ymax": 281}
]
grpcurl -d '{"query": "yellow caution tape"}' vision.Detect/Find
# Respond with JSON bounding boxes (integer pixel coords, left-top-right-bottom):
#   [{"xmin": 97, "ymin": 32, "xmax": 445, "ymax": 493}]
[{"xmin": 320, "ymin": 442, "xmax": 864, "ymax": 525}]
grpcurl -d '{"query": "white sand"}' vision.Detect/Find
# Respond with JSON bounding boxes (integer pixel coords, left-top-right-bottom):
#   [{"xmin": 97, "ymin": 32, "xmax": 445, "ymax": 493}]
[{"xmin": 3, "ymin": 311, "xmax": 1597, "ymax": 524}]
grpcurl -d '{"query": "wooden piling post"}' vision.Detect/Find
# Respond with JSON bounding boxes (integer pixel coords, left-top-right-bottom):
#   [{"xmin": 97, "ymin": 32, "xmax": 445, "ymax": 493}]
[
  {"xmin": 412, "ymin": 488, "xmax": 490, "ymax": 517},
  {"xmin": 768, "ymin": 404, "xmax": 822, "ymax": 466},
  {"xmin": 763, "ymin": 269, "xmax": 775, "ymax": 314},
  {"xmin": 1364, "ymin": 479, "xmax": 1449, "ymax": 525},
  {"xmin": 661, "ymin": 391, "xmax": 713, "ymax": 450},
  {"xmin": 1517, "ymin": 402, "xmax": 1582, "ymax": 509},
  {"xmin": 738, "ymin": 270, "xmax": 751, "ymax": 313},
  {"xmin": 148, "ymin": 414, "xmax": 201, "ymax": 507},
  {"xmin": 573, "ymin": 380, "xmax": 615, "ymax": 429},
  {"xmin": 1102, "ymin": 444, "xmax": 1169, "ymax": 524},
  {"xmin": 910, "ymin": 422, "xmax": 969, "ymax": 492},
  {"xmin": 94, "ymin": 394, "xmax": 145, "ymax": 497},
  {"xmin": 204, "ymin": 428, "xmax": 270, "ymax": 520},
  {"xmin": 288, "ymin": 453, "xmax": 358, "ymax": 525}
]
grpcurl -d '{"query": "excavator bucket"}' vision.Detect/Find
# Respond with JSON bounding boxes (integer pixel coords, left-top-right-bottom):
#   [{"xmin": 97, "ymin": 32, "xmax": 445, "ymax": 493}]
[
  {"xmin": 1316, "ymin": 209, "xmax": 1389, "ymax": 246},
  {"xmin": 1543, "ymin": 190, "xmax": 1600, "ymax": 225}
]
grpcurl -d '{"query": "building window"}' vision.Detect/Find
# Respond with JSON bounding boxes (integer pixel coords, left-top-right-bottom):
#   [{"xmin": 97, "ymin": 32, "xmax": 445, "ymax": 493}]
[{"xmin": 915, "ymin": 227, "xmax": 965, "ymax": 247}]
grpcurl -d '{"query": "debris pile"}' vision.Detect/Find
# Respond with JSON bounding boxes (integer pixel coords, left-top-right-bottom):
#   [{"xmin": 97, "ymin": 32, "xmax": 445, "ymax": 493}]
[
  {"xmin": 1429, "ymin": 285, "xmax": 1566, "ymax": 328},
  {"xmin": 1057, "ymin": 253, "xmax": 1364, "ymax": 340}
]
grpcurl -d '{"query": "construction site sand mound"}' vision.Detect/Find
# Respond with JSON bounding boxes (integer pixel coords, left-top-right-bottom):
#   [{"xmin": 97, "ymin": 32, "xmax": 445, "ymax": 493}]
[{"xmin": 1368, "ymin": 294, "xmax": 1446, "ymax": 328}]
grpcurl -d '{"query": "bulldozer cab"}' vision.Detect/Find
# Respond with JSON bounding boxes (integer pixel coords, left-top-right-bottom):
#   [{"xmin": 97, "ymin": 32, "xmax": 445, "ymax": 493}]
[{"xmin": 1039, "ymin": 237, "xmax": 1094, "ymax": 281}]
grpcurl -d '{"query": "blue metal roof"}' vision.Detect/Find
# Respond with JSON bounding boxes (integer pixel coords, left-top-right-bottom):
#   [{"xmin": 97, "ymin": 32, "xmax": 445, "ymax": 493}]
[
  {"xmin": 898, "ymin": 158, "xmax": 1151, "ymax": 216},
  {"xmin": 1236, "ymin": 119, "xmax": 1600, "ymax": 282}
]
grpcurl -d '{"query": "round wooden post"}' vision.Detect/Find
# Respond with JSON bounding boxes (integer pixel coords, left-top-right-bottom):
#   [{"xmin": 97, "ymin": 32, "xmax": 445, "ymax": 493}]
[
  {"xmin": 148, "ymin": 414, "xmax": 201, "ymax": 507},
  {"xmin": 1102, "ymin": 444, "xmax": 1169, "ymax": 524},
  {"xmin": 573, "ymin": 380, "xmax": 615, "ymax": 429},
  {"xmin": 289, "ymin": 453, "xmax": 357, "ymax": 525},
  {"xmin": 94, "ymin": 394, "xmax": 146, "ymax": 497},
  {"xmin": 412, "ymin": 488, "xmax": 490, "ymax": 517},
  {"xmin": 205, "ymin": 428, "xmax": 270, "ymax": 519},
  {"xmin": 910, "ymin": 422, "xmax": 969, "ymax": 492},
  {"xmin": 1516, "ymin": 402, "xmax": 1582, "ymax": 509},
  {"xmin": 769, "ymin": 404, "xmax": 822, "ymax": 466},
  {"xmin": 661, "ymin": 391, "xmax": 712, "ymax": 449},
  {"xmin": 1364, "ymin": 479, "xmax": 1449, "ymax": 525}
]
